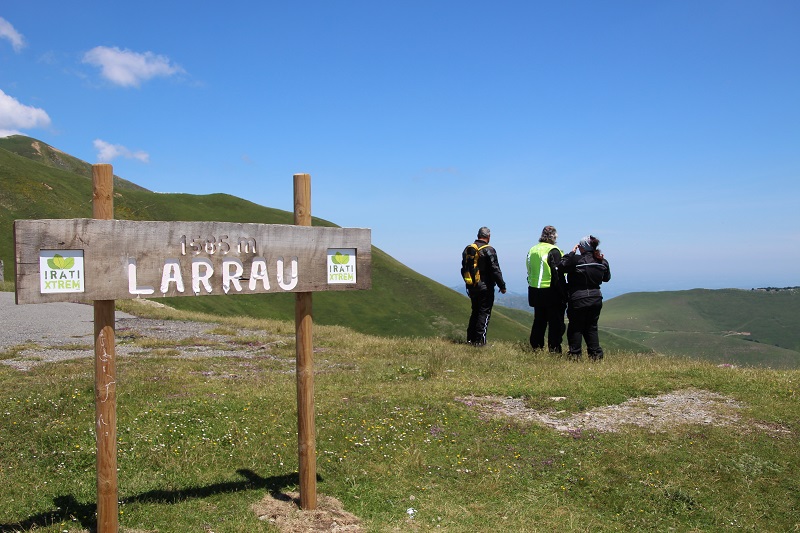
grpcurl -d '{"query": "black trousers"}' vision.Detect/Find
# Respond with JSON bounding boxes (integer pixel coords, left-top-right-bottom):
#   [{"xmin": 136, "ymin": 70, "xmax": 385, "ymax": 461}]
[
  {"xmin": 528, "ymin": 287, "xmax": 565, "ymax": 352},
  {"xmin": 530, "ymin": 301, "xmax": 566, "ymax": 352},
  {"xmin": 467, "ymin": 288, "xmax": 494, "ymax": 346},
  {"xmin": 566, "ymin": 303, "xmax": 603, "ymax": 359}
]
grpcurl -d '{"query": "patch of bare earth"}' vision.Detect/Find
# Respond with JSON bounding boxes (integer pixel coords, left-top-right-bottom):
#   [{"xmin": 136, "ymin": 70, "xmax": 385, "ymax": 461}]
[
  {"xmin": 252, "ymin": 491, "xmax": 363, "ymax": 532},
  {"xmin": 457, "ymin": 388, "xmax": 791, "ymax": 436}
]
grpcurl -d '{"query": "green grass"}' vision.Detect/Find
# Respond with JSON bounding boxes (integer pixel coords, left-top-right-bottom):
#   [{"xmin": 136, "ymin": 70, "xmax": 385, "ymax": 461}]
[{"xmin": 1, "ymin": 302, "xmax": 798, "ymax": 532}]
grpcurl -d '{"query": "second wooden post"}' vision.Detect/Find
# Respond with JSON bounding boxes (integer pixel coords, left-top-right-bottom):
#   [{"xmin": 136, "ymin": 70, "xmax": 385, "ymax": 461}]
[
  {"xmin": 294, "ymin": 173, "xmax": 317, "ymax": 510},
  {"xmin": 93, "ymin": 164, "xmax": 119, "ymax": 532}
]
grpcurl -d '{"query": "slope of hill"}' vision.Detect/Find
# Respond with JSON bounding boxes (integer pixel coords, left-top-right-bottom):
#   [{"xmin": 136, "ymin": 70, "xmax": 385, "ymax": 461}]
[
  {"xmin": 601, "ymin": 289, "xmax": 800, "ymax": 368},
  {"xmin": 0, "ymin": 135, "xmax": 148, "ymax": 191},
  {"xmin": 1, "ymin": 136, "xmax": 535, "ymax": 342}
]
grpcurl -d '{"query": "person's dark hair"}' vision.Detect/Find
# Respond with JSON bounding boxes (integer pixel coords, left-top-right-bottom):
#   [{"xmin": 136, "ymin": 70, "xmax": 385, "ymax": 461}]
[
  {"xmin": 589, "ymin": 235, "xmax": 604, "ymax": 261},
  {"xmin": 477, "ymin": 227, "xmax": 491, "ymax": 239},
  {"xmin": 539, "ymin": 225, "xmax": 557, "ymax": 244}
]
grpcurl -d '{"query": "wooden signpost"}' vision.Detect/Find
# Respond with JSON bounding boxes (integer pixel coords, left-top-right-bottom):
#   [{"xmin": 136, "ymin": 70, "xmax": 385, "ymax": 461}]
[
  {"xmin": 93, "ymin": 165, "xmax": 118, "ymax": 531},
  {"xmin": 13, "ymin": 167, "xmax": 371, "ymax": 532},
  {"xmin": 293, "ymin": 174, "xmax": 317, "ymax": 510}
]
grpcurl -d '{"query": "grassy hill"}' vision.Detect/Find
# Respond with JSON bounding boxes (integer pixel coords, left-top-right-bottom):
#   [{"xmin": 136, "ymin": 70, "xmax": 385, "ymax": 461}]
[
  {"xmin": 1, "ymin": 136, "xmax": 536, "ymax": 342},
  {"xmin": 1, "ymin": 303, "xmax": 798, "ymax": 531},
  {"xmin": 601, "ymin": 289, "xmax": 800, "ymax": 368}
]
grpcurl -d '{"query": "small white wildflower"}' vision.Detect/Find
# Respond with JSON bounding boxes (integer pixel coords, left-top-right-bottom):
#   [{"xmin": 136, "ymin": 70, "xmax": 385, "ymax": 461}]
[{"xmin": 407, "ymin": 507, "xmax": 416, "ymax": 518}]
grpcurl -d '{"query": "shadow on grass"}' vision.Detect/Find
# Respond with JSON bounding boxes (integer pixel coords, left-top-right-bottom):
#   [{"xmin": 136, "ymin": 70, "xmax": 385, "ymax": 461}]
[{"xmin": 0, "ymin": 468, "xmax": 320, "ymax": 532}]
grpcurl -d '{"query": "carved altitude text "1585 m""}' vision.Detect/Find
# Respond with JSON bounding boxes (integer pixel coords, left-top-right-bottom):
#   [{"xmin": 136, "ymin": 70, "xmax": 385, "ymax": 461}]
[{"xmin": 179, "ymin": 235, "xmax": 259, "ymax": 255}]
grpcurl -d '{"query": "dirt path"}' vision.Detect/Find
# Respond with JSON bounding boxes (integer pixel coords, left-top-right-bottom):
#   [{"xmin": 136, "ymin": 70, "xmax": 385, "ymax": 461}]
[{"xmin": 0, "ymin": 292, "xmax": 133, "ymax": 350}]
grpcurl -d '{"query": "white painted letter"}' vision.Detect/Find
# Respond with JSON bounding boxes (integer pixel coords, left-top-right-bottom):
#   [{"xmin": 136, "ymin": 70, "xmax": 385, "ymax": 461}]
[
  {"xmin": 160, "ymin": 260, "xmax": 185, "ymax": 294},
  {"xmin": 277, "ymin": 256, "xmax": 299, "ymax": 291},
  {"xmin": 249, "ymin": 257, "xmax": 270, "ymax": 291},
  {"xmin": 192, "ymin": 258, "xmax": 214, "ymax": 294},
  {"xmin": 222, "ymin": 258, "xmax": 244, "ymax": 294},
  {"xmin": 128, "ymin": 259, "xmax": 155, "ymax": 295}
]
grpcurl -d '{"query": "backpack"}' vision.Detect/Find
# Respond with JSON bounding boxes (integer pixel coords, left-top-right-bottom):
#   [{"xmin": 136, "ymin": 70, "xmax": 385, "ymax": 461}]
[{"xmin": 461, "ymin": 243, "xmax": 489, "ymax": 288}]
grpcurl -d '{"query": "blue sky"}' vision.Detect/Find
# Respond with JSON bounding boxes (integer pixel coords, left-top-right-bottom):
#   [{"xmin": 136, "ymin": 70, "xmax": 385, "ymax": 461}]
[{"xmin": 2, "ymin": 1, "xmax": 798, "ymax": 298}]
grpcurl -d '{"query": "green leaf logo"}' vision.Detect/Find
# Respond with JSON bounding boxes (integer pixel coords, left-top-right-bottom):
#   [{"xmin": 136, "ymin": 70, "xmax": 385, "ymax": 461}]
[
  {"xmin": 47, "ymin": 254, "xmax": 75, "ymax": 270},
  {"xmin": 332, "ymin": 252, "xmax": 350, "ymax": 265}
]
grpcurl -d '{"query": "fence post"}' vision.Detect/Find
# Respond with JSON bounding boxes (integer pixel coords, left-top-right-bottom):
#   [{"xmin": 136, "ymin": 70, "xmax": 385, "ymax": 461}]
[
  {"xmin": 293, "ymin": 173, "xmax": 317, "ymax": 510},
  {"xmin": 93, "ymin": 164, "xmax": 118, "ymax": 532}
]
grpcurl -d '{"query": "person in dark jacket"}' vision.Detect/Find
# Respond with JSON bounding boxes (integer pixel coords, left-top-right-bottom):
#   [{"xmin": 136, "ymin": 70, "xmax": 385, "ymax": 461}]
[
  {"xmin": 526, "ymin": 225, "xmax": 566, "ymax": 352},
  {"xmin": 465, "ymin": 226, "xmax": 507, "ymax": 346},
  {"xmin": 558, "ymin": 235, "xmax": 611, "ymax": 360}
]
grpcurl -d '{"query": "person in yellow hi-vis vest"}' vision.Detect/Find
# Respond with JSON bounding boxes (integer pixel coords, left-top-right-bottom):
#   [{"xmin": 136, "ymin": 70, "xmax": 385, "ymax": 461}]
[{"xmin": 526, "ymin": 225, "xmax": 566, "ymax": 353}]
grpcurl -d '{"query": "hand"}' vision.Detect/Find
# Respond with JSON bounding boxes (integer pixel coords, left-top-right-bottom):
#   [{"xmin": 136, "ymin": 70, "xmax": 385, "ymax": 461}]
[{"xmin": 500, "ymin": 288, "xmax": 507, "ymax": 294}]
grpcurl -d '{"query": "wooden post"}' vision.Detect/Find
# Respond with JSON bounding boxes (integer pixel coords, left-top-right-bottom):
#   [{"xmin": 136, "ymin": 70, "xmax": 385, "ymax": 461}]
[
  {"xmin": 92, "ymin": 164, "xmax": 118, "ymax": 532},
  {"xmin": 294, "ymin": 173, "xmax": 317, "ymax": 510}
]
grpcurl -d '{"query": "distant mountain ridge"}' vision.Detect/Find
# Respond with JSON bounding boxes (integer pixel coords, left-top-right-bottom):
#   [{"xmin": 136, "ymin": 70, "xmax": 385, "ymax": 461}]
[
  {"xmin": 601, "ymin": 288, "xmax": 800, "ymax": 368},
  {"xmin": 451, "ymin": 285, "xmax": 532, "ymax": 314}
]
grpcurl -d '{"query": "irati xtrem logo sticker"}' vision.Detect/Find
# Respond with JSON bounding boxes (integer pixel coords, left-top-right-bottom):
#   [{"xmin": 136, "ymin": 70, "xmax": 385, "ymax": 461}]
[
  {"xmin": 327, "ymin": 248, "xmax": 356, "ymax": 284},
  {"xmin": 39, "ymin": 250, "xmax": 85, "ymax": 293}
]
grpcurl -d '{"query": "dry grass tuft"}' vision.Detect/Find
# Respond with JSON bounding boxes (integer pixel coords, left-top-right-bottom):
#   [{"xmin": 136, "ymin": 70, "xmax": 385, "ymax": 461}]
[{"xmin": 251, "ymin": 491, "xmax": 364, "ymax": 532}]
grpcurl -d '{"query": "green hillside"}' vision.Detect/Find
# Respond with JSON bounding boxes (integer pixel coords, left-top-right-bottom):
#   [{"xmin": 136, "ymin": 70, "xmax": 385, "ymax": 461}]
[
  {"xmin": 1, "ymin": 136, "xmax": 534, "ymax": 342},
  {"xmin": 601, "ymin": 289, "xmax": 800, "ymax": 368},
  {"xmin": 0, "ymin": 135, "xmax": 147, "ymax": 192}
]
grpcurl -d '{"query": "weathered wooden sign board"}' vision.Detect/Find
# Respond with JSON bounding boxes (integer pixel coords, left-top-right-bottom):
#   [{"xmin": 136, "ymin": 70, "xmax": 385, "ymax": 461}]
[
  {"xmin": 13, "ymin": 168, "xmax": 369, "ymax": 531},
  {"xmin": 14, "ymin": 219, "xmax": 371, "ymax": 304}
]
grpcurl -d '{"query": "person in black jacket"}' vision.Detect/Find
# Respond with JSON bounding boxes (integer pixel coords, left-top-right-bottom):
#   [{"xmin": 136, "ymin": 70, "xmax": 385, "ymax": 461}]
[
  {"xmin": 464, "ymin": 226, "xmax": 507, "ymax": 346},
  {"xmin": 558, "ymin": 235, "xmax": 611, "ymax": 360}
]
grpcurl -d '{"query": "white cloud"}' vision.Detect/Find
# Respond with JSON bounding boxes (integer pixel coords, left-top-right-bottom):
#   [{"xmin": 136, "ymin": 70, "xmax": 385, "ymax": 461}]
[
  {"xmin": 83, "ymin": 46, "xmax": 184, "ymax": 87},
  {"xmin": 0, "ymin": 90, "xmax": 51, "ymax": 136},
  {"xmin": 93, "ymin": 139, "xmax": 150, "ymax": 163},
  {"xmin": 0, "ymin": 17, "xmax": 25, "ymax": 52}
]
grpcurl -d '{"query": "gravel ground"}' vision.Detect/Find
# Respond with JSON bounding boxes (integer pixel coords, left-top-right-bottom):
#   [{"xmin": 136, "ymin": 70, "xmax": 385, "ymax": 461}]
[
  {"xmin": 0, "ymin": 292, "xmax": 130, "ymax": 350},
  {"xmin": 0, "ymin": 292, "xmax": 281, "ymax": 371},
  {"xmin": 457, "ymin": 390, "xmax": 792, "ymax": 436},
  {"xmin": 457, "ymin": 390, "xmax": 744, "ymax": 433}
]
